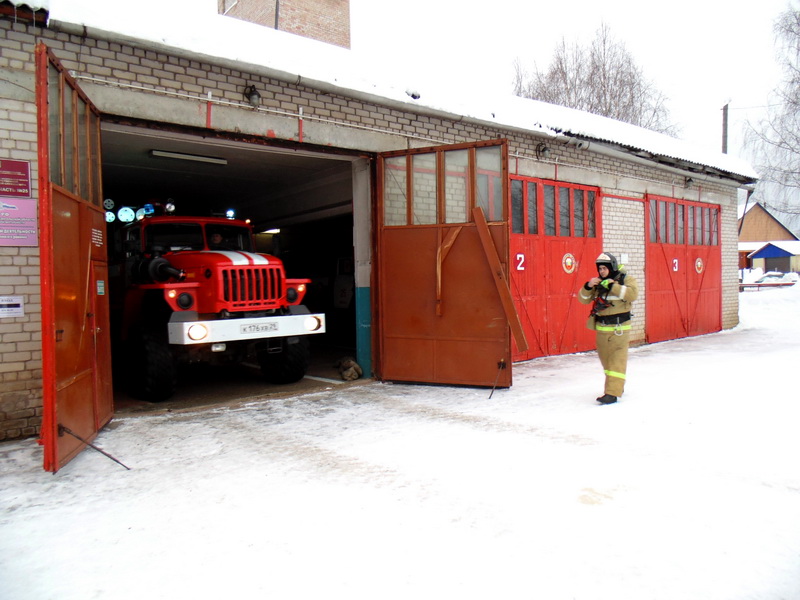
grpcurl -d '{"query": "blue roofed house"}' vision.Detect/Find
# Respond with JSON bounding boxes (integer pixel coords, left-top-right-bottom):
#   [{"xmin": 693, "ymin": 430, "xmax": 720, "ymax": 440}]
[{"xmin": 737, "ymin": 202, "xmax": 800, "ymax": 274}]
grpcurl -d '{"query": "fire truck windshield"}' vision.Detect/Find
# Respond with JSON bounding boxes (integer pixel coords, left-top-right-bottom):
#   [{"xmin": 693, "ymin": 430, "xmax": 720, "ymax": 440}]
[
  {"xmin": 143, "ymin": 223, "xmax": 253, "ymax": 253},
  {"xmin": 145, "ymin": 223, "xmax": 204, "ymax": 252},
  {"xmin": 205, "ymin": 225, "xmax": 253, "ymax": 251}
]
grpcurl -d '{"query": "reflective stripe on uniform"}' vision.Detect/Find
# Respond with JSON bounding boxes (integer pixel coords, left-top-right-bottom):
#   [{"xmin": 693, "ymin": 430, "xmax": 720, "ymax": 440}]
[
  {"xmin": 604, "ymin": 369, "xmax": 626, "ymax": 380},
  {"xmin": 596, "ymin": 323, "xmax": 632, "ymax": 332}
]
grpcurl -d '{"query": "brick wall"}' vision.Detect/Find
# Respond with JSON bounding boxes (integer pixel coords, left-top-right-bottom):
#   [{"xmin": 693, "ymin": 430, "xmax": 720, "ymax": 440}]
[
  {"xmin": 601, "ymin": 197, "xmax": 647, "ymax": 343},
  {"xmin": 0, "ymin": 17, "xmax": 742, "ymax": 439},
  {"xmin": 0, "ymin": 18, "xmax": 43, "ymax": 440},
  {"xmin": 219, "ymin": 0, "xmax": 351, "ymax": 49}
]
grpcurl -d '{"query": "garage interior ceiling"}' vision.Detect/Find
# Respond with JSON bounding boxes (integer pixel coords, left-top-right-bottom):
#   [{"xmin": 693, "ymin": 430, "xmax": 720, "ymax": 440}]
[{"xmin": 100, "ymin": 123, "xmax": 356, "ymax": 230}]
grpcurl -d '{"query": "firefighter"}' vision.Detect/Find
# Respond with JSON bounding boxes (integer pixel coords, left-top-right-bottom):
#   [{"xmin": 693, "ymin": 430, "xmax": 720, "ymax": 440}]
[{"xmin": 578, "ymin": 252, "xmax": 639, "ymax": 404}]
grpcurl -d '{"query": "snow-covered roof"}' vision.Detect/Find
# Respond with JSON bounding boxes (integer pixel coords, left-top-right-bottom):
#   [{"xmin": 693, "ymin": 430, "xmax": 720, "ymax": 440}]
[
  {"xmin": 738, "ymin": 242, "xmax": 765, "ymax": 253},
  {"xmin": 772, "ymin": 240, "xmax": 800, "ymax": 254},
  {"xmin": 6, "ymin": 0, "xmax": 49, "ymax": 11},
  {"xmin": 46, "ymin": 0, "xmax": 758, "ymax": 184},
  {"xmin": 739, "ymin": 241, "xmax": 800, "ymax": 256}
]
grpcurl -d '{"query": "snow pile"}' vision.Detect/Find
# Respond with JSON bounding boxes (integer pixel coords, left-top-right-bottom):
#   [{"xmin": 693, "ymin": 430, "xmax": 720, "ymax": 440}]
[{"xmin": 1, "ymin": 286, "xmax": 800, "ymax": 599}]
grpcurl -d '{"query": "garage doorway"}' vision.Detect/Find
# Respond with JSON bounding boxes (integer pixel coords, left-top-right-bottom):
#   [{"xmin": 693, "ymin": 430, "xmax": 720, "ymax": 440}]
[{"xmin": 100, "ymin": 122, "xmax": 368, "ymax": 409}]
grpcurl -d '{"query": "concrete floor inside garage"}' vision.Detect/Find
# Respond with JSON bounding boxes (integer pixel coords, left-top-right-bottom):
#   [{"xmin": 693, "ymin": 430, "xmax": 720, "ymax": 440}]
[{"xmin": 113, "ymin": 342, "xmax": 368, "ymax": 416}]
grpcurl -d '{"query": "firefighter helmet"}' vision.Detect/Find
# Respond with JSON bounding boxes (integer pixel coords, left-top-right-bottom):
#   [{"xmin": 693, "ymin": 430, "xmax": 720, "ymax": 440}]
[{"xmin": 595, "ymin": 252, "xmax": 618, "ymax": 274}]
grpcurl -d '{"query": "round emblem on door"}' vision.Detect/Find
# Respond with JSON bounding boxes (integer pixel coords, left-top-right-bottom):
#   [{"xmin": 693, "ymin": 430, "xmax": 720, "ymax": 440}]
[
  {"xmin": 562, "ymin": 253, "xmax": 576, "ymax": 274},
  {"xmin": 695, "ymin": 257, "xmax": 704, "ymax": 274}
]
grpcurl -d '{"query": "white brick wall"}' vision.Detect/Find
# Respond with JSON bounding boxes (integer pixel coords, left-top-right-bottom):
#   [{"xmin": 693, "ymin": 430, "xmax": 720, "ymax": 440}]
[{"xmin": 602, "ymin": 197, "xmax": 646, "ymax": 343}]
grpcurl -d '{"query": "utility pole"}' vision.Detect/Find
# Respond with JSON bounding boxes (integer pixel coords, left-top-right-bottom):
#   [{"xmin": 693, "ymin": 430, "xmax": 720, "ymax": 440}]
[{"xmin": 722, "ymin": 103, "xmax": 729, "ymax": 154}]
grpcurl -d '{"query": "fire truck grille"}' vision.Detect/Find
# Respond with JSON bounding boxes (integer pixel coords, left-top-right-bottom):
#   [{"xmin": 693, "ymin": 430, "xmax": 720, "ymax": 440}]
[{"xmin": 222, "ymin": 266, "xmax": 284, "ymax": 308}]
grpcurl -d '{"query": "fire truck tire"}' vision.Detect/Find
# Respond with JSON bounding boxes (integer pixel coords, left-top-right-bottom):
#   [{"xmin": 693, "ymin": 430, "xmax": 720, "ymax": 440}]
[
  {"xmin": 257, "ymin": 338, "xmax": 310, "ymax": 384},
  {"xmin": 129, "ymin": 331, "xmax": 177, "ymax": 401}
]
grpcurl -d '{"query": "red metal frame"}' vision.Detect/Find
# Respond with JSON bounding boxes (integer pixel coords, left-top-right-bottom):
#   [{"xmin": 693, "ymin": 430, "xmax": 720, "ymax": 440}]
[{"xmin": 35, "ymin": 44, "xmax": 57, "ymax": 469}]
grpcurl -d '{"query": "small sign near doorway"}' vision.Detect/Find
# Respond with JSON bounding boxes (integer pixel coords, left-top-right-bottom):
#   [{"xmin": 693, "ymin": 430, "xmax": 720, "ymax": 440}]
[
  {"xmin": 0, "ymin": 159, "xmax": 31, "ymax": 197},
  {"xmin": 0, "ymin": 296, "xmax": 24, "ymax": 318},
  {"xmin": 0, "ymin": 197, "xmax": 38, "ymax": 246}
]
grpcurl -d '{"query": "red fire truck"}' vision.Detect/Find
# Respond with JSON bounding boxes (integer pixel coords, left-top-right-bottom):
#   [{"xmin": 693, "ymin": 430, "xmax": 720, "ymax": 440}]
[{"xmin": 109, "ymin": 209, "xmax": 325, "ymax": 401}]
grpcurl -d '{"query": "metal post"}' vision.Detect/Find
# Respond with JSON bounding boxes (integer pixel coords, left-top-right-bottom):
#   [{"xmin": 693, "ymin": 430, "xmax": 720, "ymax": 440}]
[{"xmin": 722, "ymin": 103, "xmax": 729, "ymax": 154}]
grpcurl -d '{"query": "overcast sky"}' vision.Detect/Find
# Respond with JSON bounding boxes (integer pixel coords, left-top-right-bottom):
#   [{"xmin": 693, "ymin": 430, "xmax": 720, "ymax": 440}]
[{"xmin": 350, "ymin": 0, "xmax": 791, "ymax": 160}]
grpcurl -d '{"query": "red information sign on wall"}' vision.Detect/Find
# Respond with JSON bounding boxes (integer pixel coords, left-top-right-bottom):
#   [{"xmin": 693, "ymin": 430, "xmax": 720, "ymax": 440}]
[{"xmin": 0, "ymin": 159, "xmax": 32, "ymax": 197}]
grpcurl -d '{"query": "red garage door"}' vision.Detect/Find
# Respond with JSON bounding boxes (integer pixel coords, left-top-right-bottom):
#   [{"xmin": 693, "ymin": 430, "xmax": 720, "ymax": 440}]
[
  {"xmin": 646, "ymin": 196, "xmax": 721, "ymax": 343},
  {"xmin": 510, "ymin": 177, "xmax": 603, "ymax": 361},
  {"xmin": 36, "ymin": 45, "xmax": 113, "ymax": 472},
  {"xmin": 377, "ymin": 140, "xmax": 526, "ymax": 387}
]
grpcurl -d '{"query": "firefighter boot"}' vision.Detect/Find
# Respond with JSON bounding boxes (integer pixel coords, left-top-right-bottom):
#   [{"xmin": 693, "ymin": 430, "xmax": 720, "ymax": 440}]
[{"xmin": 596, "ymin": 394, "xmax": 618, "ymax": 405}]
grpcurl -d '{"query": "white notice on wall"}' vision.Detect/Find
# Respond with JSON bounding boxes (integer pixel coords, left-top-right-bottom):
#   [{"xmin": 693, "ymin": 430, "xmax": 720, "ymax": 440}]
[{"xmin": 0, "ymin": 296, "xmax": 24, "ymax": 318}]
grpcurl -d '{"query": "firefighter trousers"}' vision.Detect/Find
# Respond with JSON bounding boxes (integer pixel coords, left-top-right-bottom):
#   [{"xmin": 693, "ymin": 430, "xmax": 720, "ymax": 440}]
[{"xmin": 595, "ymin": 327, "xmax": 630, "ymax": 397}]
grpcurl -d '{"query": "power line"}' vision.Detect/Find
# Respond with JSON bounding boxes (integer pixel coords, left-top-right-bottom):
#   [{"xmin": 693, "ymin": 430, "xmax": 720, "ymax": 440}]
[{"xmin": 726, "ymin": 103, "xmax": 783, "ymax": 110}]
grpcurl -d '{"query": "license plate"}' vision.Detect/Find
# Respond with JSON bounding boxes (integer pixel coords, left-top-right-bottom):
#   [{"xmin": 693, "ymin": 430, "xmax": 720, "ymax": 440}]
[{"xmin": 240, "ymin": 322, "xmax": 278, "ymax": 335}]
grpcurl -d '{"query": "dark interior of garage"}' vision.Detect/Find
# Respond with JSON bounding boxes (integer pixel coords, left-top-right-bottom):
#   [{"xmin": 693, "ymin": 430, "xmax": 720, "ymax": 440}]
[{"xmin": 99, "ymin": 121, "xmax": 360, "ymax": 410}]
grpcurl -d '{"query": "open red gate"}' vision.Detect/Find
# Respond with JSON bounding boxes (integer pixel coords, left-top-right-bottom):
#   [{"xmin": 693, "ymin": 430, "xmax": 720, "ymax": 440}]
[
  {"xmin": 510, "ymin": 177, "xmax": 603, "ymax": 361},
  {"xmin": 36, "ymin": 45, "xmax": 113, "ymax": 472},
  {"xmin": 645, "ymin": 195, "xmax": 721, "ymax": 343},
  {"xmin": 376, "ymin": 140, "xmax": 526, "ymax": 387}
]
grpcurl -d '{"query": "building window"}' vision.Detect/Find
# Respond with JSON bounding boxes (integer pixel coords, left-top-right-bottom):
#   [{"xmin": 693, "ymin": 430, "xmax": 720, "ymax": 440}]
[
  {"xmin": 381, "ymin": 142, "xmax": 506, "ymax": 227},
  {"xmin": 511, "ymin": 177, "xmax": 599, "ymax": 238},
  {"xmin": 648, "ymin": 196, "xmax": 719, "ymax": 246}
]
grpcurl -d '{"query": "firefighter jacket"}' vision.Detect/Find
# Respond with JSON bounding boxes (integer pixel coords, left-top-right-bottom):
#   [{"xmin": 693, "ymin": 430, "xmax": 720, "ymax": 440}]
[{"xmin": 577, "ymin": 267, "xmax": 639, "ymax": 326}]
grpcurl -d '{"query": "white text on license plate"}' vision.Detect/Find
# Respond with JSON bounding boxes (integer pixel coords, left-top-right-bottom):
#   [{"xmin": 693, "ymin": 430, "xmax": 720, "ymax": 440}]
[{"xmin": 241, "ymin": 322, "xmax": 278, "ymax": 334}]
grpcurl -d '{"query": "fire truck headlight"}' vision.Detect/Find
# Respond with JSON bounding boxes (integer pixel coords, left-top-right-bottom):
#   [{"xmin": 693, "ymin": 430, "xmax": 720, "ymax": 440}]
[
  {"xmin": 304, "ymin": 316, "xmax": 323, "ymax": 332},
  {"xmin": 188, "ymin": 324, "xmax": 209, "ymax": 341},
  {"xmin": 287, "ymin": 287, "xmax": 298, "ymax": 302}
]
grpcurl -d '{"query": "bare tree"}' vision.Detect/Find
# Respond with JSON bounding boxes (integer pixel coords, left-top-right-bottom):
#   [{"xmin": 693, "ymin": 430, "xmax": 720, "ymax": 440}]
[
  {"xmin": 515, "ymin": 24, "xmax": 677, "ymax": 136},
  {"xmin": 747, "ymin": 6, "xmax": 800, "ymax": 220}
]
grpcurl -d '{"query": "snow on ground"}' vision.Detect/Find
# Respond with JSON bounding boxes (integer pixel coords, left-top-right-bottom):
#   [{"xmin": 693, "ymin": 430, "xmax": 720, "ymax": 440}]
[{"xmin": 2, "ymin": 285, "xmax": 800, "ymax": 600}]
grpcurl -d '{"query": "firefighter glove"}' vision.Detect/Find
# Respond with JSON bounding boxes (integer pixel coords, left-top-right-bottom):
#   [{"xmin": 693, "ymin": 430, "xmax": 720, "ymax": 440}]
[{"xmin": 600, "ymin": 279, "xmax": 613, "ymax": 289}]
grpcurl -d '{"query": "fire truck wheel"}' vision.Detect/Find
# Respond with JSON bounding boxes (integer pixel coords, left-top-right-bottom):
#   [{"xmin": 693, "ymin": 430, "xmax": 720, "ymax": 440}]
[
  {"xmin": 257, "ymin": 338, "xmax": 310, "ymax": 384},
  {"xmin": 128, "ymin": 331, "xmax": 177, "ymax": 401}
]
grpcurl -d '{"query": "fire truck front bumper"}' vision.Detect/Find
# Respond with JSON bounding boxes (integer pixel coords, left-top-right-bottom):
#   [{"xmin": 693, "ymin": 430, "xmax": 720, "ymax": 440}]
[{"xmin": 167, "ymin": 313, "xmax": 326, "ymax": 345}]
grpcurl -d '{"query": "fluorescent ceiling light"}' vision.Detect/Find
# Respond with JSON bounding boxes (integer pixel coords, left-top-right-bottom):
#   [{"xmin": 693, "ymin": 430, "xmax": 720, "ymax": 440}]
[{"xmin": 150, "ymin": 150, "xmax": 227, "ymax": 165}]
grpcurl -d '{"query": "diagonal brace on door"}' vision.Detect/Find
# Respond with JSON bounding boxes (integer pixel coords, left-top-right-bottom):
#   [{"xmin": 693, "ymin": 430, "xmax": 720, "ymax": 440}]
[
  {"xmin": 472, "ymin": 207, "xmax": 528, "ymax": 353},
  {"xmin": 436, "ymin": 226, "xmax": 462, "ymax": 316}
]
